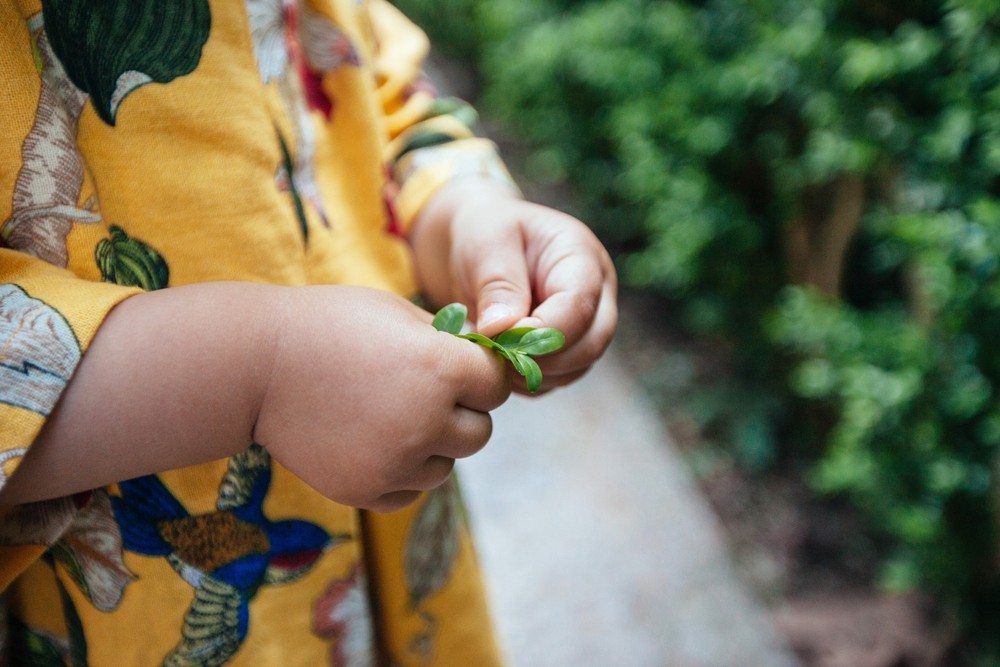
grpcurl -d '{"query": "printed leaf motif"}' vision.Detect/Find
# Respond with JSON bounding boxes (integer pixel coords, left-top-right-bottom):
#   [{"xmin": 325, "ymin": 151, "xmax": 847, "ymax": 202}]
[
  {"xmin": 40, "ymin": 0, "xmax": 211, "ymax": 125},
  {"xmin": 51, "ymin": 490, "xmax": 135, "ymax": 612},
  {"xmin": 95, "ymin": 225, "xmax": 169, "ymax": 291},
  {"xmin": 57, "ymin": 574, "xmax": 89, "ymax": 667},
  {"xmin": 0, "ymin": 285, "xmax": 81, "ymax": 416},
  {"xmin": 275, "ymin": 131, "xmax": 310, "ymax": 241},
  {"xmin": 404, "ymin": 480, "xmax": 460, "ymax": 606}
]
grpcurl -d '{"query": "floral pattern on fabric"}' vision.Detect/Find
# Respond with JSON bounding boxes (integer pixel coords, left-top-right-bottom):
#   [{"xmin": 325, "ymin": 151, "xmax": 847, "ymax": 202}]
[
  {"xmin": 313, "ymin": 563, "xmax": 375, "ymax": 667},
  {"xmin": 110, "ymin": 445, "xmax": 349, "ymax": 666},
  {"xmin": 0, "ymin": 284, "xmax": 80, "ymax": 418},
  {"xmin": 7, "ymin": 570, "xmax": 89, "ymax": 666},
  {"xmin": 3, "ymin": 12, "xmax": 172, "ymax": 285},
  {"xmin": 0, "ymin": 494, "xmax": 85, "ymax": 548},
  {"xmin": 1, "ymin": 14, "xmax": 98, "ymax": 267},
  {"xmin": 95, "ymin": 225, "xmax": 170, "ymax": 291},
  {"xmin": 48, "ymin": 491, "xmax": 135, "ymax": 612},
  {"xmin": 402, "ymin": 478, "xmax": 461, "ymax": 661},
  {"xmin": 248, "ymin": 0, "xmax": 363, "ymax": 234},
  {"xmin": 275, "ymin": 128, "xmax": 312, "ymax": 241},
  {"xmin": 41, "ymin": 0, "xmax": 211, "ymax": 126},
  {"xmin": 1, "ymin": 1, "xmax": 506, "ymax": 664}
]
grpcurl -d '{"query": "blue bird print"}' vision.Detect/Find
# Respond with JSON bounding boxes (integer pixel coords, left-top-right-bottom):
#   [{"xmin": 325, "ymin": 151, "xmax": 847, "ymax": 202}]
[{"xmin": 111, "ymin": 444, "xmax": 346, "ymax": 666}]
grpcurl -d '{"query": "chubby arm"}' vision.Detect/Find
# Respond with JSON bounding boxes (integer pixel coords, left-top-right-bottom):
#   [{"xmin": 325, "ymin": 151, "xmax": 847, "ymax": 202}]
[
  {"xmin": 0, "ymin": 283, "xmax": 271, "ymax": 505},
  {"xmin": 0, "ymin": 282, "xmax": 509, "ymax": 512}
]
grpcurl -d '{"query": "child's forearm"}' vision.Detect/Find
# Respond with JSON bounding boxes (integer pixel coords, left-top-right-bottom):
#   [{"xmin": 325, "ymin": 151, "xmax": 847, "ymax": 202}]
[
  {"xmin": 1, "ymin": 281, "xmax": 513, "ymax": 512},
  {"xmin": 0, "ymin": 282, "xmax": 280, "ymax": 505}
]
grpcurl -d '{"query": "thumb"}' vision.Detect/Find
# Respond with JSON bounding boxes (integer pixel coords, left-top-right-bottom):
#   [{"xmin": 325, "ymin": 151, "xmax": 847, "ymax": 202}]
[{"xmin": 471, "ymin": 246, "xmax": 533, "ymax": 338}]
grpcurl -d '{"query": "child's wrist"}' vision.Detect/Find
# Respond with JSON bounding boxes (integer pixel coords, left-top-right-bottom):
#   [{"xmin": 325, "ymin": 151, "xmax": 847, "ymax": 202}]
[{"xmin": 248, "ymin": 284, "xmax": 297, "ymax": 451}]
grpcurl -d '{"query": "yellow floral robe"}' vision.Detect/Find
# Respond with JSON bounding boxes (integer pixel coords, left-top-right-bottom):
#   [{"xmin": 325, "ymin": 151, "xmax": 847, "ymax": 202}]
[{"xmin": 0, "ymin": 1, "xmax": 515, "ymax": 664}]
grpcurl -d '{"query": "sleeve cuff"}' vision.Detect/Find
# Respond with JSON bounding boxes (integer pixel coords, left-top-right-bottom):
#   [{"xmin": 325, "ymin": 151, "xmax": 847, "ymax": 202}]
[
  {"xmin": 0, "ymin": 250, "xmax": 141, "ymax": 494},
  {"xmin": 391, "ymin": 137, "xmax": 522, "ymax": 235}
]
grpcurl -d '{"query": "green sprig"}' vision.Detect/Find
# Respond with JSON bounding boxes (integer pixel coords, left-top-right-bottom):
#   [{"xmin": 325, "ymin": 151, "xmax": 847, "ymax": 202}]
[{"xmin": 431, "ymin": 303, "xmax": 565, "ymax": 393}]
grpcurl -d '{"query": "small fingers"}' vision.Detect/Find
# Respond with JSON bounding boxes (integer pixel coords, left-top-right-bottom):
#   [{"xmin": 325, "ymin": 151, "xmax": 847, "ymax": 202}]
[
  {"xmin": 514, "ymin": 257, "xmax": 616, "ymax": 390},
  {"xmin": 438, "ymin": 406, "xmax": 494, "ymax": 459},
  {"xmin": 378, "ymin": 453, "xmax": 456, "ymax": 503},
  {"xmin": 377, "ymin": 406, "xmax": 491, "ymax": 509},
  {"xmin": 468, "ymin": 238, "xmax": 533, "ymax": 337},
  {"xmin": 528, "ymin": 254, "xmax": 606, "ymax": 344},
  {"xmin": 441, "ymin": 333, "xmax": 513, "ymax": 412}
]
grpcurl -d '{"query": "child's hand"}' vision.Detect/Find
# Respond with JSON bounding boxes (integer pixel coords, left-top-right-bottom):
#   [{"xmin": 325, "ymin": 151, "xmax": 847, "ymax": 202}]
[
  {"xmin": 253, "ymin": 285, "xmax": 510, "ymax": 511},
  {"xmin": 410, "ymin": 179, "xmax": 618, "ymax": 394}
]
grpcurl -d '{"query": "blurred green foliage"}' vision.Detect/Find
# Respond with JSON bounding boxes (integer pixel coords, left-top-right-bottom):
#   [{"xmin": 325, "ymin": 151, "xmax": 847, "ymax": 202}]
[{"xmin": 396, "ymin": 0, "xmax": 1000, "ymax": 654}]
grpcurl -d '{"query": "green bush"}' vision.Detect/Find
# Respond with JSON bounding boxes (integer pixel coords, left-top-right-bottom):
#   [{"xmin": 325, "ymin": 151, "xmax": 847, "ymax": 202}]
[{"xmin": 398, "ymin": 0, "xmax": 1000, "ymax": 653}]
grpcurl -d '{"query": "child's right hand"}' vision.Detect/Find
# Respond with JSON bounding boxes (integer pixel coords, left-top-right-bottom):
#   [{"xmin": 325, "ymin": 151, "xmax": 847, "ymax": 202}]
[{"xmin": 252, "ymin": 285, "xmax": 511, "ymax": 512}]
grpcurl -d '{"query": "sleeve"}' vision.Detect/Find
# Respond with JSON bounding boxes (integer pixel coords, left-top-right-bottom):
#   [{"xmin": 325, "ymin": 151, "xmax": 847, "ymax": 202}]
[
  {"xmin": 0, "ymin": 5, "xmax": 142, "ymax": 589},
  {"xmin": 368, "ymin": 0, "xmax": 521, "ymax": 233}
]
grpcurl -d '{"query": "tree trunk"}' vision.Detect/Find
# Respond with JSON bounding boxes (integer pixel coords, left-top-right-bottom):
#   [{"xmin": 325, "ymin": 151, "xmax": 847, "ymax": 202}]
[{"xmin": 785, "ymin": 175, "xmax": 866, "ymax": 297}]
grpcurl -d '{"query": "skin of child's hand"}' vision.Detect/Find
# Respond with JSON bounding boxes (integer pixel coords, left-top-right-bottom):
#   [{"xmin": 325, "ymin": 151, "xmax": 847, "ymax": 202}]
[
  {"xmin": 410, "ymin": 179, "xmax": 618, "ymax": 394},
  {"xmin": 252, "ymin": 285, "xmax": 510, "ymax": 512}
]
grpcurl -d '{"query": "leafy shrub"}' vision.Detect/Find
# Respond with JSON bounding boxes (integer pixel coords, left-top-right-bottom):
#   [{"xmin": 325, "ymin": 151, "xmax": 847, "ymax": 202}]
[{"xmin": 398, "ymin": 0, "xmax": 1000, "ymax": 653}]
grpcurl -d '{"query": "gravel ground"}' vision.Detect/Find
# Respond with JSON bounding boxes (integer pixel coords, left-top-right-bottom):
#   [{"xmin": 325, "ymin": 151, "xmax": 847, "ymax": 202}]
[{"xmin": 458, "ymin": 339, "xmax": 800, "ymax": 667}]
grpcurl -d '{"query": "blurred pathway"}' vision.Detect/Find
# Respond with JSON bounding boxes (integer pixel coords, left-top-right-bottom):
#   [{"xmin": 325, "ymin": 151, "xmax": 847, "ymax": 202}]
[{"xmin": 458, "ymin": 339, "xmax": 799, "ymax": 667}]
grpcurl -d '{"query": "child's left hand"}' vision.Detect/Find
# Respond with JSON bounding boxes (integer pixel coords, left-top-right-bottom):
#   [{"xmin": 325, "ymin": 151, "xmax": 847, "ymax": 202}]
[{"xmin": 410, "ymin": 178, "xmax": 618, "ymax": 394}]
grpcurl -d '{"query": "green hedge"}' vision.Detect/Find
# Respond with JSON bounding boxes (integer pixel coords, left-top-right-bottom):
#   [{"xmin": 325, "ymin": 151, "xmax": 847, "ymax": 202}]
[{"xmin": 398, "ymin": 0, "xmax": 1000, "ymax": 654}]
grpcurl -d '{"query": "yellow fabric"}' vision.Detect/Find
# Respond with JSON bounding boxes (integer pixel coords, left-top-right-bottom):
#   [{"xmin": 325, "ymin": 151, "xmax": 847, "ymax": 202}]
[{"xmin": 0, "ymin": 1, "xmax": 512, "ymax": 664}]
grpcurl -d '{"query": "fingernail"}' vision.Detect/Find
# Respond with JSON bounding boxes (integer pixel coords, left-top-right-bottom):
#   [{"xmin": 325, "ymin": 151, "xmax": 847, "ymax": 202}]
[{"xmin": 479, "ymin": 303, "xmax": 512, "ymax": 329}]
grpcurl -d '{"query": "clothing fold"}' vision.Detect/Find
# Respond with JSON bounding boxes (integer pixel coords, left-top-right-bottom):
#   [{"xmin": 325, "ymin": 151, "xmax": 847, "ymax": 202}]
[{"xmin": 0, "ymin": 1, "xmax": 508, "ymax": 664}]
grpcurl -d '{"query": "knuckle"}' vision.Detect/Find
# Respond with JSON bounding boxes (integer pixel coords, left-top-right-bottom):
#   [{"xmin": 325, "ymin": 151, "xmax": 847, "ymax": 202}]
[
  {"xmin": 571, "ymin": 289, "xmax": 600, "ymax": 323},
  {"xmin": 479, "ymin": 275, "xmax": 523, "ymax": 299}
]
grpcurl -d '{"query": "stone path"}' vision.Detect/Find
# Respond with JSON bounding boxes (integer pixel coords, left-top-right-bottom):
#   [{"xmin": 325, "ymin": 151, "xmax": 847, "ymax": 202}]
[{"xmin": 458, "ymin": 339, "xmax": 800, "ymax": 667}]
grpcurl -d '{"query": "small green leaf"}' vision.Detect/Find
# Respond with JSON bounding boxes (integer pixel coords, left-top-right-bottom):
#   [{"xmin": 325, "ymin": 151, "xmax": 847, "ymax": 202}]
[
  {"xmin": 506, "ymin": 348, "xmax": 531, "ymax": 376},
  {"xmin": 432, "ymin": 303, "xmax": 563, "ymax": 393},
  {"xmin": 493, "ymin": 327, "xmax": 534, "ymax": 348},
  {"xmin": 458, "ymin": 332, "xmax": 505, "ymax": 353},
  {"xmin": 432, "ymin": 303, "xmax": 468, "ymax": 334},
  {"xmin": 517, "ymin": 354, "xmax": 544, "ymax": 392},
  {"xmin": 512, "ymin": 328, "xmax": 566, "ymax": 356}
]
